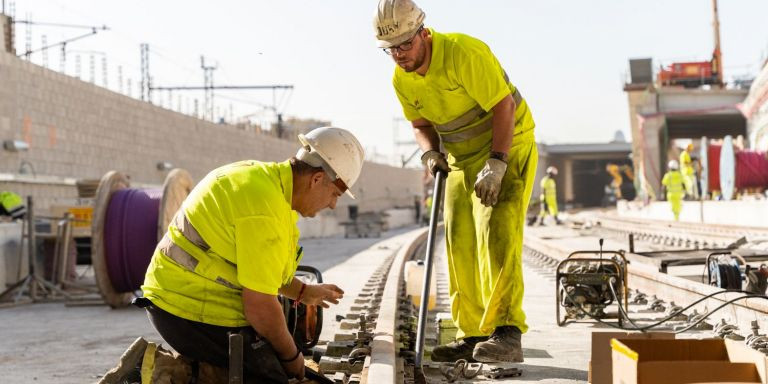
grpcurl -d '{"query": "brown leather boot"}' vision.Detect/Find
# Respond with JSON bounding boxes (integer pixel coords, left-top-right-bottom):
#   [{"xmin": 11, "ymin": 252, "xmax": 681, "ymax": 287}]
[
  {"xmin": 472, "ymin": 326, "xmax": 523, "ymax": 363},
  {"xmin": 430, "ymin": 336, "xmax": 487, "ymax": 362}
]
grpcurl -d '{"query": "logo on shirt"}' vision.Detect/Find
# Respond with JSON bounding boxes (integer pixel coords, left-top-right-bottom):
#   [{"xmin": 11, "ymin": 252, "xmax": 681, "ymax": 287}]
[{"xmin": 414, "ymin": 99, "xmax": 422, "ymax": 110}]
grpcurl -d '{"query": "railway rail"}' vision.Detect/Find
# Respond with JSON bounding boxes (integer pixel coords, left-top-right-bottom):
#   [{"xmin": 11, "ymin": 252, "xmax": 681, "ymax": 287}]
[
  {"xmin": 314, "ymin": 216, "xmax": 768, "ymax": 384},
  {"xmin": 591, "ymin": 214, "xmax": 768, "ymax": 250}
]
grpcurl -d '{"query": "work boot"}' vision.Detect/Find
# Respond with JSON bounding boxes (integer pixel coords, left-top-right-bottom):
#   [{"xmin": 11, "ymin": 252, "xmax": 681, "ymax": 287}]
[
  {"xmin": 472, "ymin": 326, "xmax": 524, "ymax": 363},
  {"xmin": 430, "ymin": 336, "xmax": 487, "ymax": 362},
  {"xmin": 526, "ymin": 216, "xmax": 537, "ymax": 226},
  {"xmin": 537, "ymin": 217, "xmax": 545, "ymax": 226},
  {"xmin": 555, "ymin": 216, "xmax": 563, "ymax": 225}
]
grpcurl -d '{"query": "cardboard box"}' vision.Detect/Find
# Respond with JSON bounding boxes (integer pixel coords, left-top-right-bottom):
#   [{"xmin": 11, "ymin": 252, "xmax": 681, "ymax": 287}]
[
  {"xmin": 723, "ymin": 338, "xmax": 768, "ymax": 383},
  {"xmin": 589, "ymin": 331, "xmax": 675, "ymax": 384},
  {"xmin": 611, "ymin": 338, "xmax": 763, "ymax": 384}
]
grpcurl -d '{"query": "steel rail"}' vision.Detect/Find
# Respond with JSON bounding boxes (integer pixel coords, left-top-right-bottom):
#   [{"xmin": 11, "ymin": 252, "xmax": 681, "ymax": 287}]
[
  {"xmin": 523, "ymin": 231, "xmax": 768, "ymax": 334},
  {"xmin": 595, "ymin": 215, "xmax": 768, "ymax": 249},
  {"xmin": 359, "ymin": 227, "xmax": 429, "ymax": 384}
]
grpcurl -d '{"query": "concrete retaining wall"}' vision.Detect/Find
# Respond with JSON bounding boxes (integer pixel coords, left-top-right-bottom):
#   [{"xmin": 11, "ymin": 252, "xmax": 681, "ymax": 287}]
[
  {"xmin": 617, "ymin": 199, "xmax": 768, "ymax": 228},
  {"xmin": 0, "ymin": 52, "xmax": 422, "ymax": 228},
  {"xmin": 0, "ymin": 221, "xmax": 24, "ymax": 288}
]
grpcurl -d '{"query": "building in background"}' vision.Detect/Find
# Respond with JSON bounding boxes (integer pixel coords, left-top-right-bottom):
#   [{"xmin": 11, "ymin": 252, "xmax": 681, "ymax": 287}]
[
  {"xmin": 535, "ymin": 132, "xmax": 633, "ymax": 209},
  {"xmin": 742, "ymin": 61, "xmax": 768, "ymax": 152}
]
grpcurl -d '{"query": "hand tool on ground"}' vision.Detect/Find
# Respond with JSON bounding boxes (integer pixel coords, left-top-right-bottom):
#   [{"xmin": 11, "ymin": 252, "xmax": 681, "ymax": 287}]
[
  {"xmin": 439, "ymin": 359, "xmax": 483, "ymax": 382},
  {"xmin": 305, "ymin": 366, "xmax": 335, "ymax": 384},
  {"xmin": 414, "ymin": 170, "xmax": 446, "ymax": 368},
  {"xmin": 487, "ymin": 367, "xmax": 523, "ymax": 379}
]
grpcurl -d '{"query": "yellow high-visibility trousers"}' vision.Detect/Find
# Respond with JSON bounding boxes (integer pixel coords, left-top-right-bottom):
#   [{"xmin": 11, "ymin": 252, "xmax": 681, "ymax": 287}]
[
  {"xmin": 668, "ymin": 193, "xmax": 682, "ymax": 221},
  {"xmin": 443, "ymin": 137, "xmax": 538, "ymax": 338},
  {"xmin": 682, "ymin": 174, "xmax": 693, "ymax": 197},
  {"xmin": 538, "ymin": 195, "xmax": 558, "ymax": 218}
]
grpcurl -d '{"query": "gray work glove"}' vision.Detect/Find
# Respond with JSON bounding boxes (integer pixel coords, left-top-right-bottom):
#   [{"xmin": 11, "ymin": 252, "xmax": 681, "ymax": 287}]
[
  {"xmin": 474, "ymin": 158, "xmax": 507, "ymax": 206},
  {"xmin": 420, "ymin": 150, "xmax": 450, "ymax": 176}
]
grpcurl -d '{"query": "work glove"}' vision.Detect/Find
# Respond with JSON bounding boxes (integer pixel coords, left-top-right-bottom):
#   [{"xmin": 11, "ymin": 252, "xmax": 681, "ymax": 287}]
[
  {"xmin": 474, "ymin": 158, "xmax": 507, "ymax": 207},
  {"xmin": 420, "ymin": 150, "xmax": 450, "ymax": 176}
]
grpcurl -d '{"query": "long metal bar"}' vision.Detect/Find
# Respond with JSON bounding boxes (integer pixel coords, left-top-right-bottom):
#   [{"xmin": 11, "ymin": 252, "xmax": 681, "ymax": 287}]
[
  {"xmin": 27, "ymin": 196, "xmax": 37, "ymax": 299},
  {"xmin": 13, "ymin": 20, "xmax": 108, "ymax": 30},
  {"xmin": 149, "ymin": 85, "xmax": 294, "ymax": 91},
  {"xmin": 414, "ymin": 170, "xmax": 445, "ymax": 368},
  {"xmin": 17, "ymin": 29, "xmax": 97, "ymax": 57},
  {"xmin": 57, "ymin": 213, "xmax": 73, "ymax": 286}
]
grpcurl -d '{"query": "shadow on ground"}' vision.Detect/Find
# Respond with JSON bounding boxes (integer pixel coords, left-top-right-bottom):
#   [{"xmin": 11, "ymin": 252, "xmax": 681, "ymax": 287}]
[{"xmin": 511, "ymin": 364, "xmax": 588, "ymax": 381}]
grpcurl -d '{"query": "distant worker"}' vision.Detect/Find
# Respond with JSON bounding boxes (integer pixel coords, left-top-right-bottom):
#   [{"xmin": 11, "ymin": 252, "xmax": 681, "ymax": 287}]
[
  {"xmin": 0, "ymin": 191, "xmax": 26, "ymax": 220},
  {"xmin": 679, "ymin": 143, "xmax": 697, "ymax": 199},
  {"xmin": 138, "ymin": 127, "xmax": 365, "ymax": 383},
  {"xmin": 661, "ymin": 160, "xmax": 685, "ymax": 221},
  {"xmin": 422, "ymin": 195, "xmax": 433, "ymax": 226},
  {"xmin": 374, "ymin": 0, "xmax": 537, "ymax": 363},
  {"xmin": 606, "ymin": 164, "xmax": 623, "ymax": 200},
  {"xmin": 536, "ymin": 166, "xmax": 562, "ymax": 225}
]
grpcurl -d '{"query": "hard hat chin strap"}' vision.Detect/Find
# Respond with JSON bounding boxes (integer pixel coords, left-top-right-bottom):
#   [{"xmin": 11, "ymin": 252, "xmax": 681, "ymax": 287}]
[{"xmin": 296, "ymin": 147, "xmax": 349, "ymax": 193}]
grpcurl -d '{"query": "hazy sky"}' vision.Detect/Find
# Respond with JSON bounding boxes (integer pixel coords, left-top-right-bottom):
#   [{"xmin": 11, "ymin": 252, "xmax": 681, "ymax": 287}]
[{"xmin": 9, "ymin": 0, "xmax": 768, "ymax": 165}]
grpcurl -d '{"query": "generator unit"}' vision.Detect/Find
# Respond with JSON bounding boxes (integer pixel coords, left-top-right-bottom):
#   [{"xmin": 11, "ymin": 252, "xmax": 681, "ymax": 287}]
[{"xmin": 556, "ymin": 248, "xmax": 628, "ymax": 326}]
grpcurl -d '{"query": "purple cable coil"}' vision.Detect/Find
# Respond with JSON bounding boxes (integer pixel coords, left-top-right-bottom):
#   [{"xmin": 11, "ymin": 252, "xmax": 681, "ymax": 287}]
[{"xmin": 104, "ymin": 188, "xmax": 162, "ymax": 292}]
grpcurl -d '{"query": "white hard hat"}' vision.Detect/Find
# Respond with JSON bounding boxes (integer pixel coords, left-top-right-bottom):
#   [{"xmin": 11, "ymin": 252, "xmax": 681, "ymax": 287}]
[
  {"xmin": 374, "ymin": 0, "xmax": 425, "ymax": 48},
  {"xmin": 296, "ymin": 127, "xmax": 365, "ymax": 199},
  {"xmin": 546, "ymin": 166, "xmax": 558, "ymax": 175},
  {"xmin": 668, "ymin": 160, "xmax": 679, "ymax": 170}
]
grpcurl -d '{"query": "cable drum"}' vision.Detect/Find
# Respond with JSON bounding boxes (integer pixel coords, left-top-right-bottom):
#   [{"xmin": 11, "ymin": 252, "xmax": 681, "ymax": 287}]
[
  {"xmin": 700, "ymin": 135, "xmax": 768, "ymax": 200},
  {"xmin": 720, "ymin": 135, "xmax": 736, "ymax": 201},
  {"xmin": 104, "ymin": 188, "xmax": 162, "ymax": 293},
  {"xmin": 707, "ymin": 144, "xmax": 722, "ymax": 194},
  {"xmin": 92, "ymin": 169, "xmax": 194, "ymax": 308},
  {"xmin": 158, "ymin": 169, "xmax": 195, "ymax": 241},
  {"xmin": 735, "ymin": 150, "xmax": 768, "ymax": 190}
]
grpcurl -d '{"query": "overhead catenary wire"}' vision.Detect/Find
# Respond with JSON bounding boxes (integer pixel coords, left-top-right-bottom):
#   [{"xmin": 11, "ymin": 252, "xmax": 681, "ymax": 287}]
[{"xmin": 13, "ymin": 1, "xmax": 293, "ymax": 124}]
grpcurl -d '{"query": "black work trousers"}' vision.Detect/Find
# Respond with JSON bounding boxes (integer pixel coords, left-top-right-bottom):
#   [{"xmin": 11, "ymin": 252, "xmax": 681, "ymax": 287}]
[{"xmin": 144, "ymin": 301, "xmax": 288, "ymax": 384}]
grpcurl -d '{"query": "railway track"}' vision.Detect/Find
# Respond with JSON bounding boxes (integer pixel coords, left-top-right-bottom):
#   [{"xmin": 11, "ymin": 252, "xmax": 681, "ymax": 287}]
[
  {"xmin": 591, "ymin": 214, "xmax": 768, "ymax": 250},
  {"xmin": 314, "ymin": 216, "xmax": 768, "ymax": 383}
]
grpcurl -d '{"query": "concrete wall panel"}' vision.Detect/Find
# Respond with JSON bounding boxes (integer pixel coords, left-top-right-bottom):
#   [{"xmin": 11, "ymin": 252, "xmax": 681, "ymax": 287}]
[{"xmin": 0, "ymin": 52, "xmax": 422, "ymax": 221}]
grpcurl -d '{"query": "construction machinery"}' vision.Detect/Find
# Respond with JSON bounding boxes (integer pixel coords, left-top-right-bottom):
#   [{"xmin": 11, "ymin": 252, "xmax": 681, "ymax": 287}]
[
  {"xmin": 657, "ymin": 0, "xmax": 724, "ymax": 88},
  {"xmin": 556, "ymin": 240, "xmax": 629, "ymax": 326}
]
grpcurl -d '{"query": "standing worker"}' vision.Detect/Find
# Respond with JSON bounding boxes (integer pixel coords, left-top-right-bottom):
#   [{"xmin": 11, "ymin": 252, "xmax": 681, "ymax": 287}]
[
  {"xmin": 138, "ymin": 127, "xmax": 365, "ymax": 383},
  {"xmin": 374, "ymin": 0, "xmax": 537, "ymax": 363},
  {"xmin": 536, "ymin": 166, "xmax": 562, "ymax": 225},
  {"xmin": 661, "ymin": 160, "xmax": 685, "ymax": 221},
  {"xmin": 679, "ymin": 143, "xmax": 696, "ymax": 199}
]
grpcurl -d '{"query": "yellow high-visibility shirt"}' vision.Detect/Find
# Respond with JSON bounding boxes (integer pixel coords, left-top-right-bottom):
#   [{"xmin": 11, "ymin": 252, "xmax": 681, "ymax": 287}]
[
  {"xmin": 142, "ymin": 160, "xmax": 301, "ymax": 327},
  {"xmin": 680, "ymin": 151, "xmax": 694, "ymax": 176},
  {"xmin": 392, "ymin": 29, "xmax": 535, "ymax": 159},
  {"xmin": 540, "ymin": 176, "xmax": 557, "ymax": 200},
  {"xmin": 662, "ymin": 170, "xmax": 685, "ymax": 198}
]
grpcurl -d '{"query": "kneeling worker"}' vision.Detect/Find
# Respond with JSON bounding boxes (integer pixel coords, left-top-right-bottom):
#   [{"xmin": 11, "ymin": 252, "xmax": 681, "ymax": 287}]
[{"xmin": 139, "ymin": 127, "xmax": 365, "ymax": 383}]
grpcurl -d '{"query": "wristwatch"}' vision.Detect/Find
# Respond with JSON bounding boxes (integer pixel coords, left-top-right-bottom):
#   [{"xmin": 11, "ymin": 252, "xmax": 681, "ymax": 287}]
[{"xmin": 490, "ymin": 151, "xmax": 508, "ymax": 163}]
